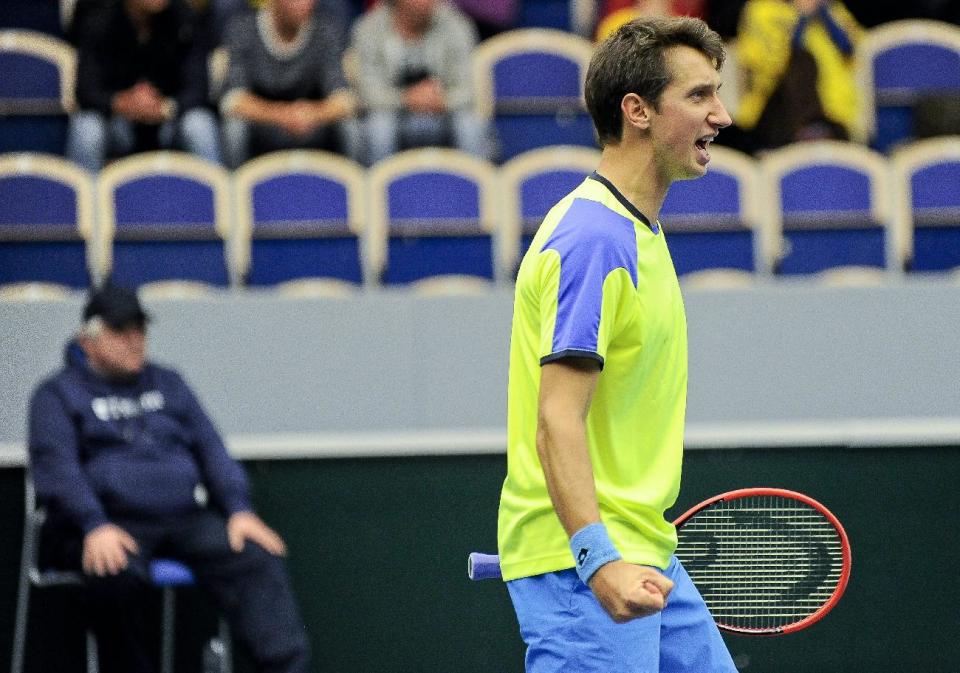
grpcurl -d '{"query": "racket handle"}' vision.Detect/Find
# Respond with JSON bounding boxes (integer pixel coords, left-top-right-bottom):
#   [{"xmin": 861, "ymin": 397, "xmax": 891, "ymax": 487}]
[{"xmin": 467, "ymin": 552, "xmax": 502, "ymax": 580}]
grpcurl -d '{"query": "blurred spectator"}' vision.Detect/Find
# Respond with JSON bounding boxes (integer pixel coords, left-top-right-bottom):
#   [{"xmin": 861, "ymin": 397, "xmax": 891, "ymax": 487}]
[
  {"xmin": 351, "ymin": 0, "xmax": 489, "ymax": 165},
  {"xmin": 730, "ymin": 0, "xmax": 862, "ymax": 153},
  {"xmin": 29, "ymin": 283, "xmax": 311, "ymax": 673},
  {"xmin": 66, "ymin": 0, "xmax": 222, "ymax": 172},
  {"xmin": 594, "ymin": 0, "xmax": 706, "ymax": 41},
  {"xmin": 193, "ymin": 0, "xmax": 352, "ymax": 44},
  {"xmin": 449, "ymin": 0, "xmax": 518, "ymax": 37},
  {"xmin": 220, "ymin": 0, "xmax": 358, "ymax": 168}
]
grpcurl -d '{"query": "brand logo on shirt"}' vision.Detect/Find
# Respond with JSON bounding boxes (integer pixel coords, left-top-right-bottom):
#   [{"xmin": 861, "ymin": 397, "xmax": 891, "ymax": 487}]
[{"xmin": 91, "ymin": 391, "xmax": 165, "ymax": 421}]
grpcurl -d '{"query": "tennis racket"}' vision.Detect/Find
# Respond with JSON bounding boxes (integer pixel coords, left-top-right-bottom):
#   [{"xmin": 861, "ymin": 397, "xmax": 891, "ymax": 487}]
[{"xmin": 468, "ymin": 487, "xmax": 851, "ymax": 636}]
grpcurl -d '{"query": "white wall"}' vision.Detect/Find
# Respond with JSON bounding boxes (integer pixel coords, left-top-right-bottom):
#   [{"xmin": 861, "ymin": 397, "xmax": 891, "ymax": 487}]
[{"xmin": 2, "ymin": 279, "xmax": 959, "ymax": 462}]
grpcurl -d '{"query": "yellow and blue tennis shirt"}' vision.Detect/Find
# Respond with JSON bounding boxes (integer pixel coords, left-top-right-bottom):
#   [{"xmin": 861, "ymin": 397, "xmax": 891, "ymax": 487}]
[{"xmin": 497, "ymin": 172, "xmax": 688, "ymax": 580}]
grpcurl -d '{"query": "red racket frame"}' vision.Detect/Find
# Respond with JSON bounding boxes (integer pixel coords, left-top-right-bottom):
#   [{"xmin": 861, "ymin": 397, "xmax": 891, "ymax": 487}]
[{"xmin": 674, "ymin": 487, "xmax": 852, "ymax": 635}]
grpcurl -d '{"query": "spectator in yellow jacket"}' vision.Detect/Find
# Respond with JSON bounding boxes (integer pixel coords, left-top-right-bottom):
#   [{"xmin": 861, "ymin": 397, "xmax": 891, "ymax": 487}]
[{"xmin": 733, "ymin": 0, "xmax": 862, "ymax": 151}]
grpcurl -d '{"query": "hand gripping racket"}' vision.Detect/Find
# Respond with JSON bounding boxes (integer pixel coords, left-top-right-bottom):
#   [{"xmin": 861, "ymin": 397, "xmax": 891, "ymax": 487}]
[{"xmin": 469, "ymin": 487, "xmax": 851, "ymax": 635}]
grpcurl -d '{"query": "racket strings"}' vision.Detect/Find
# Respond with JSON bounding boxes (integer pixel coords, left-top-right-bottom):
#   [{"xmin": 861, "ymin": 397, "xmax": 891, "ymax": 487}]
[{"xmin": 676, "ymin": 494, "xmax": 844, "ymax": 632}]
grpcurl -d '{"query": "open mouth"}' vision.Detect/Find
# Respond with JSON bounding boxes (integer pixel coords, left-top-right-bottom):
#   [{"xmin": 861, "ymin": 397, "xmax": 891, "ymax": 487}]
[{"xmin": 694, "ymin": 135, "xmax": 715, "ymax": 164}]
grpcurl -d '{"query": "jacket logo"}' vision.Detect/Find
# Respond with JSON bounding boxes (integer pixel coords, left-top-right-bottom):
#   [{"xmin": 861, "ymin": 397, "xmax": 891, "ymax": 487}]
[{"xmin": 91, "ymin": 391, "xmax": 165, "ymax": 421}]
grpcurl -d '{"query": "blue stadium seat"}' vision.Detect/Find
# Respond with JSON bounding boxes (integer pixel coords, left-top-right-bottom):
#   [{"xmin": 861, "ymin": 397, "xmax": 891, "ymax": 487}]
[
  {"xmin": 500, "ymin": 145, "xmax": 600, "ymax": 272},
  {"xmin": 368, "ymin": 148, "xmax": 500, "ymax": 285},
  {"xmin": 660, "ymin": 145, "xmax": 766, "ymax": 281},
  {"xmin": 234, "ymin": 150, "xmax": 368, "ymax": 289},
  {"xmin": 96, "ymin": 152, "xmax": 233, "ymax": 288},
  {"xmin": 892, "ymin": 136, "xmax": 960, "ymax": 272},
  {"xmin": 0, "ymin": 153, "xmax": 95, "ymax": 289},
  {"xmin": 760, "ymin": 141, "xmax": 897, "ymax": 278},
  {"xmin": 473, "ymin": 29, "xmax": 596, "ymax": 162},
  {"xmin": 855, "ymin": 20, "xmax": 960, "ymax": 153},
  {"xmin": 0, "ymin": 30, "xmax": 75, "ymax": 154}
]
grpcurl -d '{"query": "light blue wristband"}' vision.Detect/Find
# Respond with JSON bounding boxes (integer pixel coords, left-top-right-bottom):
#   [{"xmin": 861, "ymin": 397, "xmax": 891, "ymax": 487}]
[{"xmin": 569, "ymin": 522, "xmax": 621, "ymax": 585}]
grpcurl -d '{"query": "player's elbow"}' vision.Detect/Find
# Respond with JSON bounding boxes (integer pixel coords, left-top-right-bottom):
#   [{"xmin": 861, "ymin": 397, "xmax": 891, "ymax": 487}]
[{"xmin": 535, "ymin": 407, "xmax": 584, "ymax": 459}]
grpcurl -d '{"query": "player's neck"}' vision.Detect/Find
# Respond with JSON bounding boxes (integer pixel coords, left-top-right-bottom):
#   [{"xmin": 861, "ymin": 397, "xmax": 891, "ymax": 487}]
[{"xmin": 596, "ymin": 142, "xmax": 670, "ymax": 225}]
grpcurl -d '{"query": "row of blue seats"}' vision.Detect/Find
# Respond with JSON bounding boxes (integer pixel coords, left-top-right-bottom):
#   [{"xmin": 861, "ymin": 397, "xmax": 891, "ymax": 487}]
[
  {"xmin": 1, "ymin": 20, "xmax": 959, "ymax": 160},
  {"xmin": 0, "ymin": 138, "xmax": 958, "ymax": 294}
]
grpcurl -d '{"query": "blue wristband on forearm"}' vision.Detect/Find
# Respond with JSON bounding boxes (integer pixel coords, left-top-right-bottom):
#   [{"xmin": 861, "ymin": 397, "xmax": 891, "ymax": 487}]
[{"xmin": 569, "ymin": 522, "xmax": 621, "ymax": 585}]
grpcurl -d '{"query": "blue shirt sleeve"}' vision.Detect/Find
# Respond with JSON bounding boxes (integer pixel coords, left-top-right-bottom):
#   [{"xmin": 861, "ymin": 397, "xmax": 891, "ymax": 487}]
[{"xmin": 539, "ymin": 199, "xmax": 639, "ymax": 367}]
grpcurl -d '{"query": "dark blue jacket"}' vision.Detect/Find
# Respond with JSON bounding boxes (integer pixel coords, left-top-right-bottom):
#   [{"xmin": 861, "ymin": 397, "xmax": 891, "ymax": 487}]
[{"xmin": 28, "ymin": 342, "xmax": 252, "ymax": 534}]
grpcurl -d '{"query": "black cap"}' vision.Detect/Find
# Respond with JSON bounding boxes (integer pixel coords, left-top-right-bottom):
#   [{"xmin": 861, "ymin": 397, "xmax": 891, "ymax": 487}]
[{"xmin": 83, "ymin": 284, "xmax": 150, "ymax": 329}]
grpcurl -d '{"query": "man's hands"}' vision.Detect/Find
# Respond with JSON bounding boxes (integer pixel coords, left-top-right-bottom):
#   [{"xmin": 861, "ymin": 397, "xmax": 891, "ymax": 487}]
[
  {"xmin": 81, "ymin": 512, "xmax": 285, "ymax": 578},
  {"xmin": 83, "ymin": 523, "xmax": 139, "ymax": 576},
  {"xmin": 402, "ymin": 78, "xmax": 447, "ymax": 114},
  {"xmin": 588, "ymin": 560, "xmax": 675, "ymax": 623},
  {"xmin": 227, "ymin": 511, "xmax": 287, "ymax": 556},
  {"xmin": 275, "ymin": 100, "xmax": 325, "ymax": 138},
  {"xmin": 111, "ymin": 81, "xmax": 171, "ymax": 125}
]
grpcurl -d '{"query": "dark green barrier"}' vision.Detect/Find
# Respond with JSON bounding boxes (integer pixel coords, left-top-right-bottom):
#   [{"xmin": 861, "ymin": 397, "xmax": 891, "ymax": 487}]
[{"xmin": 3, "ymin": 445, "xmax": 958, "ymax": 672}]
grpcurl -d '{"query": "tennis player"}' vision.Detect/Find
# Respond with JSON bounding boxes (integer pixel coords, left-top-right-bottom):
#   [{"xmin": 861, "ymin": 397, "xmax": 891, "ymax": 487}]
[{"xmin": 497, "ymin": 16, "xmax": 737, "ymax": 672}]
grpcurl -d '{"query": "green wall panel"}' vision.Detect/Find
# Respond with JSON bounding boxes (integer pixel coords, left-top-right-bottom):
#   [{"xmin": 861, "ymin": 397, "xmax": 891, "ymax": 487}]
[{"xmin": 3, "ymin": 446, "xmax": 958, "ymax": 672}]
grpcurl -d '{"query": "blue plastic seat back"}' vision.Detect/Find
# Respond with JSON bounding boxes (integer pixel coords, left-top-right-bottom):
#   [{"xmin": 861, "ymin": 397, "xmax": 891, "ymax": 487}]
[
  {"xmin": 0, "ymin": 50, "xmax": 61, "ymax": 105},
  {"xmin": 110, "ymin": 173, "xmax": 228, "ymax": 286},
  {"xmin": 874, "ymin": 44, "xmax": 960, "ymax": 93},
  {"xmin": 661, "ymin": 170, "xmax": 756, "ymax": 276},
  {"xmin": 493, "ymin": 52, "xmax": 580, "ymax": 99},
  {"xmin": 0, "ymin": 172, "xmax": 88, "ymax": 286},
  {"xmin": 777, "ymin": 164, "xmax": 885, "ymax": 274},
  {"xmin": 910, "ymin": 159, "xmax": 960, "ymax": 271},
  {"xmin": 383, "ymin": 171, "xmax": 491, "ymax": 284},
  {"xmin": 0, "ymin": 32, "xmax": 71, "ymax": 153},
  {"xmin": 495, "ymin": 114, "xmax": 596, "ymax": 161},
  {"xmin": 248, "ymin": 172, "xmax": 362, "ymax": 285},
  {"xmin": 872, "ymin": 43, "xmax": 960, "ymax": 152},
  {"xmin": 491, "ymin": 50, "xmax": 595, "ymax": 159}
]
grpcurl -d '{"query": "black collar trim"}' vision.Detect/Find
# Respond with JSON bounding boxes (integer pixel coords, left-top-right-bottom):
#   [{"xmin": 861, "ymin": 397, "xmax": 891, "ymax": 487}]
[{"xmin": 588, "ymin": 172, "xmax": 658, "ymax": 234}]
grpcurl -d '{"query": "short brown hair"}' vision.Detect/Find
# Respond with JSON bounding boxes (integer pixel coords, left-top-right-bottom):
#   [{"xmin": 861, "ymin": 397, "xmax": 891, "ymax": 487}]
[{"xmin": 585, "ymin": 16, "xmax": 725, "ymax": 146}]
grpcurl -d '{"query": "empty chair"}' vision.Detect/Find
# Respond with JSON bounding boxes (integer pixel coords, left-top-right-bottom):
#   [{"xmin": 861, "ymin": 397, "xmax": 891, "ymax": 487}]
[
  {"xmin": 500, "ymin": 145, "xmax": 600, "ymax": 272},
  {"xmin": 0, "ymin": 153, "xmax": 96, "ymax": 289},
  {"xmin": 234, "ymin": 150, "xmax": 368, "ymax": 288},
  {"xmin": 473, "ymin": 28, "xmax": 596, "ymax": 162},
  {"xmin": 368, "ymin": 148, "xmax": 500, "ymax": 285},
  {"xmin": 891, "ymin": 136, "xmax": 960, "ymax": 272},
  {"xmin": 855, "ymin": 20, "xmax": 960, "ymax": 152},
  {"xmin": 660, "ymin": 145, "xmax": 765, "ymax": 280},
  {"xmin": 0, "ymin": 30, "xmax": 76, "ymax": 154},
  {"xmin": 760, "ymin": 141, "xmax": 897, "ymax": 277},
  {"xmin": 96, "ymin": 152, "xmax": 233, "ymax": 288}
]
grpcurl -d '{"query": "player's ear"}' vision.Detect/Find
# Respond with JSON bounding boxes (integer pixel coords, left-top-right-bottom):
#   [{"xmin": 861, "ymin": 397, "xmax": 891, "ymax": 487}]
[{"xmin": 621, "ymin": 93, "xmax": 653, "ymax": 132}]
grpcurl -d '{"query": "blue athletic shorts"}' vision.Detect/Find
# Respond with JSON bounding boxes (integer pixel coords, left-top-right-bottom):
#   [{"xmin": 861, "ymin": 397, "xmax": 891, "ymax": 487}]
[{"xmin": 506, "ymin": 556, "xmax": 737, "ymax": 673}]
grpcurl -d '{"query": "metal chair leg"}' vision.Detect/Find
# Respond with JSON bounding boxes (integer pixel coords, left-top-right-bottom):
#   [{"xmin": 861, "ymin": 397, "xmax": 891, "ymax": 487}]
[
  {"xmin": 219, "ymin": 618, "xmax": 232, "ymax": 673},
  {"xmin": 161, "ymin": 586, "xmax": 175, "ymax": 673},
  {"xmin": 86, "ymin": 629, "xmax": 99, "ymax": 673},
  {"xmin": 11, "ymin": 564, "xmax": 30, "ymax": 673}
]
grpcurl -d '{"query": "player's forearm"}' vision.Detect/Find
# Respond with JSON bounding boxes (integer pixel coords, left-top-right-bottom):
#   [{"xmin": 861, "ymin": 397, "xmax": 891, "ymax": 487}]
[{"xmin": 536, "ymin": 411, "xmax": 602, "ymax": 537}]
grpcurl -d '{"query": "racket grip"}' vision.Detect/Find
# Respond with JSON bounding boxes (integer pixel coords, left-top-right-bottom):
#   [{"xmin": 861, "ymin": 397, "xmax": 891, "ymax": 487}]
[{"xmin": 467, "ymin": 552, "xmax": 502, "ymax": 580}]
